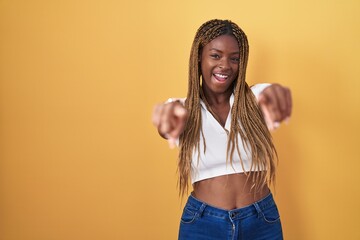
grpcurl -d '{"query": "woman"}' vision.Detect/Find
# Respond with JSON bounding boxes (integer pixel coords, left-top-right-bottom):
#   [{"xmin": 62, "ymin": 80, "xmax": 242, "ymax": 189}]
[{"xmin": 152, "ymin": 19, "xmax": 291, "ymax": 240}]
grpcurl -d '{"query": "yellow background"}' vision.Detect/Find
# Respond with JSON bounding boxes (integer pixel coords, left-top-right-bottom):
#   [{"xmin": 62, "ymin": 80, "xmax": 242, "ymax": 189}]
[{"xmin": 1, "ymin": 0, "xmax": 359, "ymax": 239}]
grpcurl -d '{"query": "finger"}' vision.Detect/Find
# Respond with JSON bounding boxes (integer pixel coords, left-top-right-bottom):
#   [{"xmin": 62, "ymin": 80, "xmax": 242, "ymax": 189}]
[
  {"xmin": 285, "ymin": 88, "xmax": 292, "ymax": 119},
  {"xmin": 165, "ymin": 104, "xmax": 187, "ymax": 148},
  {"xmin": 261, "ymin": 104, "xmax": 275, "ymax": 131},
  {"xmin": 168, "ymin": 137, "xmax": 177, "ymax": 149},
  {"xmin": 260, "ymin": 92, "xmax": 282, "ymax": 123},
  {"xmin": 173, "ymin": 103, "xmax": 187, "ymax": 118},
  {"xmin": 274, "ymin": 85, "xmax": 288, "ymax": 119},
  {"xmin": 160, "ymin": 102, "xmax": 186, "ymax": 138},
  {"xmin": 268, "ymin": 87, "xmax": 283, "ymax": 122},
  {"xmin": 166, "ymin": 103, "xmax": 187, "ymax": 138},
  {"xmin": 159, "ymin": 102, "xmax": 174, "ymax": 135},
  {"xmin": 170, "ymin": 105, "xmax": 188, "ymax": 139}
]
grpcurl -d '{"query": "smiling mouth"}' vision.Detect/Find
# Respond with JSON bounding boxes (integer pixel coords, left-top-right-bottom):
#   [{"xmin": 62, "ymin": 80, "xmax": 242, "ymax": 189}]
[{"xmin": 213, "ymin": 73, "xmax": 229, "ymax": 82}]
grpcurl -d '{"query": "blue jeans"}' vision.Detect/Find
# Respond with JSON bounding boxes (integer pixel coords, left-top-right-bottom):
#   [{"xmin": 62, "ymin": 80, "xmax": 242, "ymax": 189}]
[{"xmin": 178, "ymin": 193, "xmax": 283, "ymax": 240}]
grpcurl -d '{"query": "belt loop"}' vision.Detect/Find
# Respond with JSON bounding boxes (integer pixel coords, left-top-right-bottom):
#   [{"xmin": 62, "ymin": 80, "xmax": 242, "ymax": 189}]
[
  {"xmin": 253, "ymin": 202, "xmax": 262, "ymax": 219},
  {"xmin": 197, "ymin": 203, "xmax": 207, "ymax": 218}
]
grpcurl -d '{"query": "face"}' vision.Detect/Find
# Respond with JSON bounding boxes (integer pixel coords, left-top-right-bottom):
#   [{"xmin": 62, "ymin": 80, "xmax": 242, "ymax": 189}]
[{"xmin": 200, "ymin": 34, "xmax": 240, "ymax": 96}]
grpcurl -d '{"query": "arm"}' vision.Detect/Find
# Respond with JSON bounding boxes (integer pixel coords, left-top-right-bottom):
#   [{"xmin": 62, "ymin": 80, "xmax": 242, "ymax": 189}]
[
  {"xmin": 152, "ymin": 98, "xmax": 188, "ymax": 148},
  {"xmin": 251, "ymin": 83, "xmax": 292, "ymax": 130}
]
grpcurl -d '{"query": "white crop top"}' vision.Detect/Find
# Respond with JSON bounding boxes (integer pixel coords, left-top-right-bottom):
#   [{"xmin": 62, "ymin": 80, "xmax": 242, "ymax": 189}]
[{"xmin": 190, "ymin": 84, "xmax": 271, "ymax": 184}]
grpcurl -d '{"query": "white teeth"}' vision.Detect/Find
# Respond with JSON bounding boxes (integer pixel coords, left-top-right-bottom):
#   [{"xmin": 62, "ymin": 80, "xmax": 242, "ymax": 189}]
[{"xmin": 215, "ymin": 73, "xmax": 228, "ymax": 78}]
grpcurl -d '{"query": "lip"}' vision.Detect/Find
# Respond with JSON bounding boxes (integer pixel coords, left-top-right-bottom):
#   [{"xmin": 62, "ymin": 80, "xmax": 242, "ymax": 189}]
[{"xmin": 213, "ymin": 73, "xmax": 230, "ymax": 83}]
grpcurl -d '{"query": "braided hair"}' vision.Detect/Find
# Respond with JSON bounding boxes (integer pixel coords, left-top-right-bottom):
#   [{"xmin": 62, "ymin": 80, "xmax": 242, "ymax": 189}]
[{"xmin": 178, "ymin": 19, "xmax": 277, "ymax": 197}]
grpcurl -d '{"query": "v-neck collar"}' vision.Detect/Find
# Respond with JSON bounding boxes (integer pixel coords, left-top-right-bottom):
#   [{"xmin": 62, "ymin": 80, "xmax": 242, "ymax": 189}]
[{"xmin": 200, "ymin": 93, "xmax": 234, "ymax": 134}]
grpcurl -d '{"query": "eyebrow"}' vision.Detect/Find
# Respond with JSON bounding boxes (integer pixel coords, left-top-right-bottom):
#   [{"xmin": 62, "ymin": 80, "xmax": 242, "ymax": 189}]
[{"xmin": 209, "ymin": 48, "xmax": 240, "ymax": 54}]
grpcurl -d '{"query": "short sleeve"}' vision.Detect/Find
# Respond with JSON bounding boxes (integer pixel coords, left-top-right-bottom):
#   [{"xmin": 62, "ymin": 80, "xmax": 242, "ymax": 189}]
[{"xmin": 251, "ymin": 83, "xmax": 272, "ymax": 100}]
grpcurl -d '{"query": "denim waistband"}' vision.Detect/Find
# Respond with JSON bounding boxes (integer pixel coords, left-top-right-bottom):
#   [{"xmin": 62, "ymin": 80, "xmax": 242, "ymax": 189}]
[{"xmin": 186, "ymin": 192, "xmax": 276, "ymax": 221}]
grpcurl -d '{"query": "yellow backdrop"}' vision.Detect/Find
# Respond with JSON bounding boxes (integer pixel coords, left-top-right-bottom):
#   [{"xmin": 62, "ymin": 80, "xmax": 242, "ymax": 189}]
[{"xmin": 1, "ymin": 0, "xmax": 359, "ymax": 239}]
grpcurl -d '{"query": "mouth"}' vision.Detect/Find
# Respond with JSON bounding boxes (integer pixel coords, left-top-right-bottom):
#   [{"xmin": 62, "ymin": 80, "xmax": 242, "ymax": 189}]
[{"xmin": 213, "ymin": 73, "xmax": 229, "ymax": 82}]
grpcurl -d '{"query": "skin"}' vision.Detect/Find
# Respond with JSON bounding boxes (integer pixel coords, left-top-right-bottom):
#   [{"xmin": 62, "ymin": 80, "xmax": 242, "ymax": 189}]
[
  {"xmin": 200, "ymin": 35, "xmax": 239, "ymax": 126},
  {"xmin": 152, "ymin": 34, "xmax": 292, "ymax": 210}
]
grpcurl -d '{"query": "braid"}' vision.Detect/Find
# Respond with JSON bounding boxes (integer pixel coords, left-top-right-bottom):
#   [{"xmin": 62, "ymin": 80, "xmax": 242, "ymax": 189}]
[{"xmin": 178, "ymin": 19, "xmax": 277, "ymax": 197}]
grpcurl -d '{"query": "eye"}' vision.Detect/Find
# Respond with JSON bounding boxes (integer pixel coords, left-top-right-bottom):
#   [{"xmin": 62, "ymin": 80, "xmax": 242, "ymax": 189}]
[
  {"xmin": 231, "ymin": 57, "xmax": 240, "ymax": 62},
  {"xmin": 210, "ymin": 54, "xmax": 220, "ymax": 59}
]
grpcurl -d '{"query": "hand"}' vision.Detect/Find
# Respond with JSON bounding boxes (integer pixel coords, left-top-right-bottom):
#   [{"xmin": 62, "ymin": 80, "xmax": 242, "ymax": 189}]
[
  {"xmin": 152, "ymin": 99, "xmax": 188, "ymax": 148},
  {"xmin": 258, "ymin": 84, "xmax": 292, "ymax": 131}
]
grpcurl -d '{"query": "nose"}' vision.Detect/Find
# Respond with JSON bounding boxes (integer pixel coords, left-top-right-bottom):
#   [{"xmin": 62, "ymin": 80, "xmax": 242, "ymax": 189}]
[{"xmin": 219, "ymin": 58, "xmax": 230, "ymax": 69}]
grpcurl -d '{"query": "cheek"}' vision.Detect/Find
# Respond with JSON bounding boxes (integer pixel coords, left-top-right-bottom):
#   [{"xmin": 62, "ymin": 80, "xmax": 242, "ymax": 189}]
[
  {"xmin": 201, "ymin": 59, "xmax": 216, "ymax": 71},
  {"xmin": 200, "ymin": 61, "xmax": 210, "ymax": 76},
  {"xmin": 200, "ymin": 64, "xmax": 213, "ymax": 82},
  {"xmin": 233, "ymin": 65, "xmax": 239, "ymax": 74}
]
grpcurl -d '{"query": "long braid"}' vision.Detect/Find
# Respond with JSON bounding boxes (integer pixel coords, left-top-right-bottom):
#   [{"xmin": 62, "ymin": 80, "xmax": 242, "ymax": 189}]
[{"xmin": 178, "ymin": 19, "xmax": 277, "ymax": 197}]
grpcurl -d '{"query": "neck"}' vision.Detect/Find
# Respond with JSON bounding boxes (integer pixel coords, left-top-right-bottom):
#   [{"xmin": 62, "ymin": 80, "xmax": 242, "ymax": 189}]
[{"xmin": 201, "ymin": 86, "xmax": 233, "ymax": 106}]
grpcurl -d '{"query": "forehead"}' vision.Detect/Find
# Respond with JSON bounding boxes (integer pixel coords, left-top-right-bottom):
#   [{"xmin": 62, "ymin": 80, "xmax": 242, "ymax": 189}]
[{"xmin": 204, "ymin": 35, "xmax": 239, "ymax": 52}]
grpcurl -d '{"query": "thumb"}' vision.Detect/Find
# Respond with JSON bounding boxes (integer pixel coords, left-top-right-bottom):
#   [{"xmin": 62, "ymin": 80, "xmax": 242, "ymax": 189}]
[{"xmin": 173, "ymin": 105, "xmax": 186, "ymax": 117}]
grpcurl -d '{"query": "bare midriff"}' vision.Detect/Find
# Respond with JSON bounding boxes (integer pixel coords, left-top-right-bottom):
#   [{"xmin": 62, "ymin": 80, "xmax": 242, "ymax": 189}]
[{"xmin": 192, "ymin": 172, "xmax": 270, "ymax": 210}]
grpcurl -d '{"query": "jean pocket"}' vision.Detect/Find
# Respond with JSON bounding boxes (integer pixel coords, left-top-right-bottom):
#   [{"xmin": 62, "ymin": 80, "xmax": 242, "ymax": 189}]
[
  {"xmin": 180, "ymin": 203, "xmax": 199, "ymax": 224},
  {"xmin": 261, "ymin": 204, "xmax": 281, "ymax": 224}
]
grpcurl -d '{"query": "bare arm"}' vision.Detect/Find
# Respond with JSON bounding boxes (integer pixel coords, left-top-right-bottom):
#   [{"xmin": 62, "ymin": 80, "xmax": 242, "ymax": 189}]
[
  {"xmin": 152, "ymin": 99, "xmax": 188, "ymax": 148},
  {"xmin": 256, "ymin": 84, "xmax": 292, "ymax": 130}
]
